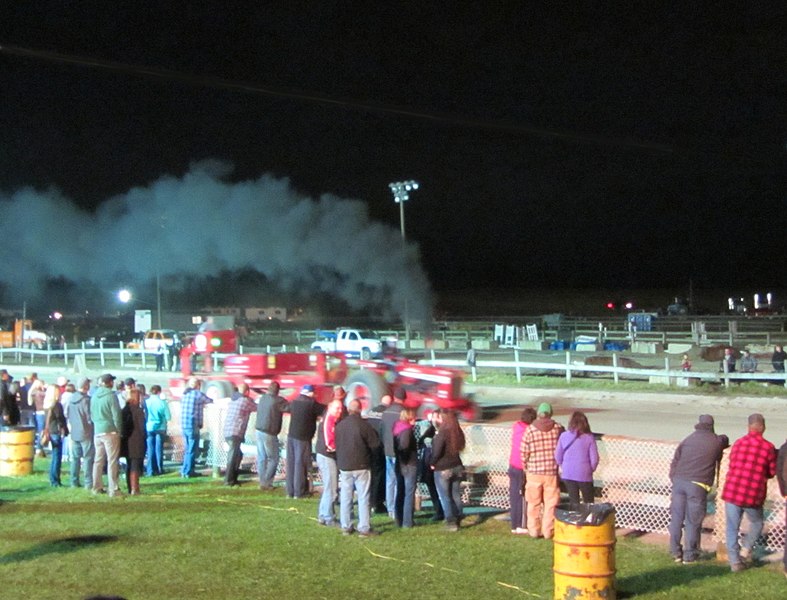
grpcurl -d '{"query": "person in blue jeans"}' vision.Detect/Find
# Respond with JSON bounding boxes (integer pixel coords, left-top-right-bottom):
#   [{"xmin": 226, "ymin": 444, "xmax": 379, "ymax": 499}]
[
  {"xmin": 335, "ymin": 399, "xmax": 381, "ymax": 537},
  {"xmin": 394, "ymin": 408, "xmax": 418, "ymax": 528},
  {"xmin": 45, "ymin": 385, "xmax": 69, "ymax": 487},
  {"xmin": 430, "ymin": 410, "xmax": 466, "ymax": 531},
  {"xmin": 254, "ymin": 382, "xmax": 289, "ymax": 490},
  {"xmin": 179, "ymin": 378, "xmax": 211, "ymax": 478},
  {"xmin": 145, "ymin": 385, "xmax": 171, "ymax": 476}
]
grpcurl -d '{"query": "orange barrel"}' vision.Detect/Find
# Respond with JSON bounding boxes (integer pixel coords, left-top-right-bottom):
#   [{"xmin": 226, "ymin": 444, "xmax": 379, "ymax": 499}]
[
  {"xmin": 553, "ymin": 503, "xmax": 616, "ymax": 600},
  {"xmin": 0, "ymin": 426, "xmax": 36, "ymax": 476}
]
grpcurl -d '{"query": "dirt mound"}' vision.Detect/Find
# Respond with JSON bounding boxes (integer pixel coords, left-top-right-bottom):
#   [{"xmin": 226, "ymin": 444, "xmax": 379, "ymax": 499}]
[{"xmin": 584, "ymin": 355, "xmax": 643, "ymax": 369}]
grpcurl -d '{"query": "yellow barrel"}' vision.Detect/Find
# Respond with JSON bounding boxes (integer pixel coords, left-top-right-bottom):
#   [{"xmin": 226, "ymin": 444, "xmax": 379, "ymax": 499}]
[
  {"xmin": 553, "ymin": 505, "xmax": 616, "ymax": 600},
  {"xmin": 0, "ymin": 426, "xmax": 36, "ymax": 476}
]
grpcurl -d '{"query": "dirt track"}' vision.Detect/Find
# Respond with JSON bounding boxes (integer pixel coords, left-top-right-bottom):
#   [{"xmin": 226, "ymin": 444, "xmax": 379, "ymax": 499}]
[{"xmin": 470, "ymin": 385, "xmax": 787, "ymax": 444}]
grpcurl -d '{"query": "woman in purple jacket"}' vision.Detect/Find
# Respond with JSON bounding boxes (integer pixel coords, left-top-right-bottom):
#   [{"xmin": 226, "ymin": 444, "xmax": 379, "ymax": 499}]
[{"xmin": 555, "ymin": 411, "xmax": 599, "ymax": 508}]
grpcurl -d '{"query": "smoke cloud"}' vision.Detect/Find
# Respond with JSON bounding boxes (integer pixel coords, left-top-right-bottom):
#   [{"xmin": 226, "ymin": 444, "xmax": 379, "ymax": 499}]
[{"xmin": 0, "ymin": 160, "xmax": 433, "ymax": 324}]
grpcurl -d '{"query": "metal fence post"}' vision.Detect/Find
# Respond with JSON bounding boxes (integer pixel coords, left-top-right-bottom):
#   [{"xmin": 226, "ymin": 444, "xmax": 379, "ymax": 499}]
[
  {"xmin": 612, "ymin": 352, "xmax": 619, "ymax": 385},
  {"xmin": 100, "ymin": 341, "xmax": 105, "ymax": 368},
  {"xmin": 63, "ymin": 343, "xmax": 68, "ymax": 365},
  {"xmin": 664, "ymin": 356, "xmax": 671, "ymax": 385},
  {"xmin": 46, "ymin": 342, "xmax": 51, "ymax": 365},
  {"xmin": 565, "ymin": 350, "xmax": 572, "ymax": 384},
  {"xmin": 514, "ymin": 348, "xmax": 521, "ymax": 383},
  {"xmin": 120, "ymin": 342, "xmax": 125, "ymax": 368}
]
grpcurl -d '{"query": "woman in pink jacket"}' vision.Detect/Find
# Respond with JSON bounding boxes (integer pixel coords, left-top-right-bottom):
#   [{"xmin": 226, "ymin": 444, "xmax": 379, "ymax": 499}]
[{"xmin": 509, "ymin": 406, "xmax": 536, "ymax": 533}]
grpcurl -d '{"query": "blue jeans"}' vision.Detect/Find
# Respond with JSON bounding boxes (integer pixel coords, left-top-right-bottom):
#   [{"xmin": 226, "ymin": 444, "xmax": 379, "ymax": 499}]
[
  {"xmin": 669, "ymin": 479, "xmax": 708, "ymax": 561},
  {"xmin": 385, "ymin": 456, "xmax": 397, "ymax": 515},
  {"xmin": 181, "ymin": 430, "xmax": 200, "ymax": 477},
  {"xmin": 508, "ymin": 466, "xmax": 526, "ymax": 530},
  {"xmin": 316, "ymin": 453, "xmax": 338, "ymax": 524},
  {"xmin": 286, "ymin": 437, "xmax": 310, "ymax": 497},
  {"xmin": 69, "ymin": 438, "xmax": 94, "ymax": 489},
  {"xmin": 340, "ymin": 469, "xmax": 372, "ymax": 533},
  {"xmin": 725, "ymin": 502, "xmax": 764, "ymax": 566},
  {"xmin": 35, "ymin": 412, "xmax": 46, "ymax": 450},
  {"xmin": 395, "ymin": 462, "xmax": 417, "ymax": 527},
  {"xmin": 435, "ymin": 466, "xmax": 464, "ymax": 525},
  {"xmin": 256, "ymin": 431, "xmax": 279, "ymax": 487},
  {"xmin": 146, "ymin": 431, "xmax": 165, "ymax": 476},
  {"xmin": 49, "ymin": 433, "xmax": 63, "ymax": 485}
]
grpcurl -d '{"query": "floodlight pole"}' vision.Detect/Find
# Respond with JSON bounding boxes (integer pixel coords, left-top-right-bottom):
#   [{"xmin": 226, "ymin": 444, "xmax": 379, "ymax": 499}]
[{"xmin": 388, "ymin": 180, "xmax": 419, "ymax": 343}]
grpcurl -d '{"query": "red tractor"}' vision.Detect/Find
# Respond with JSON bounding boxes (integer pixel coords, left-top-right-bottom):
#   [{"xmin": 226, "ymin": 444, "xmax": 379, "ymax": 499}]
[{"xmin": 170, "ymin": 350, "xmax": 477, "ymax": 420}]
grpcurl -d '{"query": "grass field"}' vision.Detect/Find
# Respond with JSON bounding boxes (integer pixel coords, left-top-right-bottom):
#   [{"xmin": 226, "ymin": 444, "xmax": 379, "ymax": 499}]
[{"xmin": 1, "ymin": 462, "xmax": 785, "ymax": 600}]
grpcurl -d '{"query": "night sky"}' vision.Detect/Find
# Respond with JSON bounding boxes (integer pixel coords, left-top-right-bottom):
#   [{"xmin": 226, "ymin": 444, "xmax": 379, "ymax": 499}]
[{"xmin": 1, "ymin": 4, "xmax": 784, "ymax": 316}]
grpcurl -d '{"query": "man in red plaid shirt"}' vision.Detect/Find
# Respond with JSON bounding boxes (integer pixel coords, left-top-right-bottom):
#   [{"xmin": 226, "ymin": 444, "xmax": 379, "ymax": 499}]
[{"xmin": 720, "ymin": 413, "xmax": 776, "ymax": 572}]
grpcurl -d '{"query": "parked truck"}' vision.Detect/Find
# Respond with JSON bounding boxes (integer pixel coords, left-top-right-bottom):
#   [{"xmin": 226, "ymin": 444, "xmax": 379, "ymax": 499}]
[
  {"xmin": 310, "ymin": 328, "xmax": 383, "ymax": 360},
  {"xmin": 0, "ymin": 319, "xmax": 49, "ymax": 349}
]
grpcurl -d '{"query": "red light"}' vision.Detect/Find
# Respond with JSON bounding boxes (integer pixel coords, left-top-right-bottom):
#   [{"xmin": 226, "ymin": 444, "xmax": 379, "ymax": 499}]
[{"xmin": 606, "ymin": 302, "xmax": 615, "ymax": 310}]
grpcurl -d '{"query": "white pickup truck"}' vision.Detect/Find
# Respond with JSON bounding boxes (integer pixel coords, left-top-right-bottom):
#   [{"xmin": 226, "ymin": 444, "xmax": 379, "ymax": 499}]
[{"xmin": 311, "ymin": 328, "xmax": 383, "ymax": 359}]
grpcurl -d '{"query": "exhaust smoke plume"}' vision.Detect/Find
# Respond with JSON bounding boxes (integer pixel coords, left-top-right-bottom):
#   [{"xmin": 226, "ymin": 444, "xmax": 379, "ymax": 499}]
[{"xmin": 0, "ymin": 161, "xmax": 433, "ymax": 324}]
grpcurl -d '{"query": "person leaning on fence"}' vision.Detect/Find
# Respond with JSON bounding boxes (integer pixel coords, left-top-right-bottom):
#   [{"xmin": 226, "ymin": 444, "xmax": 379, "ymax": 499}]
[
  {"xmin": 771, "ymin": 345, "xmax": 787, "ymax": 373},
  {"xmin": 521, "ymin": 402, "xmax": 564, "ymax": 539},
  {"xmin": 144, "ymin": 385, "xmax": 171, "ymax": 476},
  {"xmin": 776, "ymin": 437, "xmax": 787, "ymax": 579},
  {"xmin": 286, "ymin": 384, "xmax": 323, "ymax": 499},
  {"xmin": 739, "ymin": 350, "xmax": 757, "ymax": 373},
  {"xmin": 721, "ymin": 413, "xmax": 776, "ymax": 572},
  {"xmin": 254, "ymin": 381, "xmax": 289, "ymax": 490},
  {"xmin": 417, "ymin": 408, "xmax": 444, "ymax": 522},
  {"xmin": 430, "ymin": 410, "xmax": 467, "ymax": 532},
  {"xmin": 555, "ymin": 411, "xmax": 599, "ymax": 509},
  {"xmin": 667, "ymin": 414, "xmax": 728, "ymax": 565},
  {"xmin": 223, "ymin": 383, "xmax": 257, "ymax": 487},
  {"xmin": 509, "ymin": 406, "xmax": 536, "ymax": 534},
  {"xmin": 180, "ymin": 377, "xmax": 212, "ymax": 479},
  {"xmin": 316, "ymin": 396, "xmax": 344, "ymax": 527}
]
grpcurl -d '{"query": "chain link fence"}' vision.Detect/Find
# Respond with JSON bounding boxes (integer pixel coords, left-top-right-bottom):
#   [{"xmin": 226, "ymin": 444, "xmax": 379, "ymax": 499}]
[{"xmin": 166, "ymin": 402, "xmax": 784, "ymax": 554}]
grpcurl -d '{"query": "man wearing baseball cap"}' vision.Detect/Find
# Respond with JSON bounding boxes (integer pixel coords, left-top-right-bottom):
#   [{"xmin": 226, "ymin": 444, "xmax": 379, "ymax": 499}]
[
  {"xmin": 721, "ymin": 413, "xmax": 777, "ymax": 572},
  {"xmin": 521, "ymin": 402, "xmax": 564, "ymax": 539},
  {"xmin": 91, "ymin": 374, "xmax": 123, "ymax": 496},
  {"xmin": 668, "ymin": 415, "xmax": 729, "ymax": 564},
  {"xmin": 286, "ymin": 384, "xmax": 324, "ymax": 498}
]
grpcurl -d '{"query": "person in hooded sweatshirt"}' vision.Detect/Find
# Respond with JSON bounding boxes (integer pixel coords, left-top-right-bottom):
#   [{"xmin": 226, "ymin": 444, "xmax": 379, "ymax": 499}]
[
  {"xmin": 509, "ymin": 406, "xmax": 537, "ymax": 534},
  {"xmin": 667, "ymin": 414, "xmax": 728, "ymax": 564},
  {"xmin": 65, "ymin": 377, "xmax": 95, "ymax": 489},
  {"xmin": 91, "ymin": 373, "xmax": 124, "ymax": 497},
  {"xmin": 555, "ymin": 411, "xmax": 600, "ymax": 509},
  {"xmin": 521, "ymin": 402, "xmax": 564, "ymax": 539}
]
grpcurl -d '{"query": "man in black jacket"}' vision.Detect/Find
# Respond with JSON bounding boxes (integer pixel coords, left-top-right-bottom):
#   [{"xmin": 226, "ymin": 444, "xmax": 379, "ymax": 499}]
[
  {"xmin": 255, "ymin": 381, "xmax": 289, "ymax": 490},
  {"xmin": 336, "ymin": 399, "xmax": 381, "ymax": 537},
  {"xmin": 285, "ymin": 384, "xmax": 323, "ymax": 498},
  {"xmin": 668, "ymin": 414, "xmax": 729, "ymax": 564}
]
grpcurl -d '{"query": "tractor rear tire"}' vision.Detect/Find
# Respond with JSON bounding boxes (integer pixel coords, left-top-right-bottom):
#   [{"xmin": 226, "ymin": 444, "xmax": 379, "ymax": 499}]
[{"xmin": 345, "ymin": 370, "xmax": 388, "ymax": 413}]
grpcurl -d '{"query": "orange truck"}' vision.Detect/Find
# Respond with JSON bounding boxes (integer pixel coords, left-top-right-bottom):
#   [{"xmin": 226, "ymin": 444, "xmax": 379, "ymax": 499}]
[{"xmin": 0, "ymin": 320, "xmax": 48, "ymax": 348}]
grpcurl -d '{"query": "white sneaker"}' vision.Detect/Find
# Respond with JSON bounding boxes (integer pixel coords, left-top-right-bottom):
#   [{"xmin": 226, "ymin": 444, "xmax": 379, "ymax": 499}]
[{"xmin": 512, "ymin": 528, "xmax": 529, "ymax": 535}]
